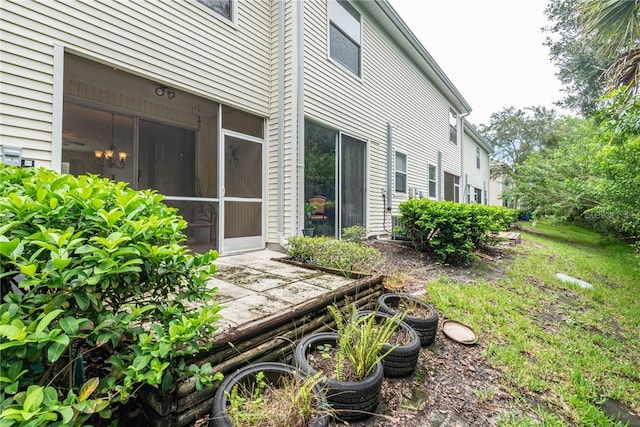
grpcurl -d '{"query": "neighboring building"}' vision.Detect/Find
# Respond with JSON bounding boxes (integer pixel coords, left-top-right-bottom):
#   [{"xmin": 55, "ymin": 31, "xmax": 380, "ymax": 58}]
[
  {"xmin": 0, "ymin": 0, "xmax": 489, "ymax": 255},
  {"xmin": 489, "ymin": 161, "xmax": 511, "ymax": 206},
  {"xmin": 462, "ymin": 122, "xmax": 492, "ymax": 205}
]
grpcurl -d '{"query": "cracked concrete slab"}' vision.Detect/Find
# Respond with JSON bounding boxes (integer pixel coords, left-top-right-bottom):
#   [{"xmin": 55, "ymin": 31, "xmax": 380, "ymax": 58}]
[
  {"xmin": 210, "ymin": 279, "xmax": 255, "ymax": 302},
  {"xmin": 218, "ymin": 293, "xmax": 291, "ymax": 325},
  {"xmin": 264, "ymin": 281, "xmax": 328, "ymax": 305}
]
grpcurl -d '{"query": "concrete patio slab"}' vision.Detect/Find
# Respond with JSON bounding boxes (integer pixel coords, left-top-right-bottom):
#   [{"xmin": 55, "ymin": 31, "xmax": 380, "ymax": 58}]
[
  {"xmin": 209, "ymin": 249, "xmax": 362, "ymax": 333},
  {"xmin": 264, "ymin": 281, "xmax": 329, "ymax": 305},
  {"xmin": 210, "ymin": 279, "xmax": 256, "ymax": 302},
  {"xmin": 218, "ymin": 293, "xmax": 291, "ymax": 325}
]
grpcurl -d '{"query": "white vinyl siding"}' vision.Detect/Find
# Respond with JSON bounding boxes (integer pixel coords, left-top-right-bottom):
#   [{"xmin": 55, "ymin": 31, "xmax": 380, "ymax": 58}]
[
  {"xmin": 266, "ymin": 0, "xmax": 296, "ymax": 243},
  {"xmin": 304, "ymin": 1, "xmax": 462, "ymax": 232},
  {"xmin": 462, "ymin": 126, "xmax": 491, "ymax": 204},
  {"xmin": 0, "ymin": 0, "xmax": 272, "ymax": 166}
]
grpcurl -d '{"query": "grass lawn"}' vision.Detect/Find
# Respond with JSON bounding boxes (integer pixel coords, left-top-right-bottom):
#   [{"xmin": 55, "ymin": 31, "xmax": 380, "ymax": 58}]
[{"xmin": 426, "ymin": 222, "xmax": 640, "ymax": 426}]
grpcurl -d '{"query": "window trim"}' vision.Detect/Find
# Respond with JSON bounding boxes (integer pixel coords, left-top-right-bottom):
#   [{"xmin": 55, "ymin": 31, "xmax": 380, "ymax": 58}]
[
  {"xmin": 449, "ymin": 109, "xmax": 457, "ymax": 145},
  {"xmin": 191, "ymin": 0, "xmax": 237, "ymax": 25},
  {"xmin": 327, "ymin": 0, "xmax": 363, "ymax": 78},
  {"xmin": 428, "ymin": 164, "xmax": 437, "ymax": 199},
  {"xmin": 394, "ymin": 150, "xmax": 407, "ymax": 194},
  {"xmin": 476, "ymin": 146, "xmax": 481, "ymax": 169}
]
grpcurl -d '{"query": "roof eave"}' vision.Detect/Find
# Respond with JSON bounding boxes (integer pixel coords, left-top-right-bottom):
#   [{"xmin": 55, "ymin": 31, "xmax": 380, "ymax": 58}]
[
  {"xmin": 365, "ymin": 0, "xmax": 472, "ymax": 114},
  {"xmin": 463, "ymin": 120, "xmax": 494, "ymax": 154}
]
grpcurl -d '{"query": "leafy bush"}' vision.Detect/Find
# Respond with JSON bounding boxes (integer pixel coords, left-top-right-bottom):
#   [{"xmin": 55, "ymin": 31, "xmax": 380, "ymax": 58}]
[
  {"xmin": 398, "ymin": 199, "xmax": 516, "ymax": 264},
  {"xmin": 286, "ymin": 236, "xmax": 381, "ymax": 275},
  {"xmin": 341, "ymin": 225, "xmax": 368, "ymax": 243},
  {"xmin": 0, "ymin": 166, "xmax": 222, "ymax": 425}
]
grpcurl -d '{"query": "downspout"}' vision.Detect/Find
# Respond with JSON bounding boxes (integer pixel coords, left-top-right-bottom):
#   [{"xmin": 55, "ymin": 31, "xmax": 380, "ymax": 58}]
[
  {"xmin": 277, "ymin": 0, "xmax": 286, "ymax": 248},
  {"xmin": 51, "ymin": 44, "xmax": 64, "ymax": 172},
  {"xmin": 384, "ymin": 122, "xmax": 393, "ymax": 233},
  {"xmin": 386, "ymin": 122, "xmax": 393, "ymax": 210},
  {"xmin": 437, "ymin": 151, "xmax": 442, "ymax": 201},
  {"xmin": 293, "ymin": 0, "xmax": 305, "ymax": 238},
  {"xmin": 459, "ymin": 113, "xmax": 470, "ymax": 203}
]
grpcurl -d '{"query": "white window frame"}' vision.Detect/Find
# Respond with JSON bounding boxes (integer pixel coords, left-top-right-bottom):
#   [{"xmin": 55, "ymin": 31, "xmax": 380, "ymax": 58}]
[
  {"xmin": 428, "ymin": 164, "xmax": 437, "ymax": 199},
  {"xmin": 327, "ymin": 0, "xmax": 362, "ymax": 78},
  {"xmin": 395, "ymin": 151, "xmax": 407, "ymax": 194},
  {"xmin": 191, "ymin": 0, "xmax": 237, "ymax": 25},
  {"xmin": 449, "ymin": 109, "xmax": 457, "ymax": 145},
  {"xmin": 476, "ymin": 146, "xmax": 481, "ymax": 169},
  {"xmin": 453, "ymin": 175, "xmax": 460, "ymax": 202}
]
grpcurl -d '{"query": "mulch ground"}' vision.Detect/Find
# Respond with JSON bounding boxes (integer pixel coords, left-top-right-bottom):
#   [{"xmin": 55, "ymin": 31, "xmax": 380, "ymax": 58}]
[{"xmin": 336, "ymin": 240, "xmax": 534, "ymax": 427}]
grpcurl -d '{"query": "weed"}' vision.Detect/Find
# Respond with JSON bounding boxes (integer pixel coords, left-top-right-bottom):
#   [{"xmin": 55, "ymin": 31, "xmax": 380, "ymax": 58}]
[{"xmin": 226, "ymin": 371, "xmax": 326, "ymax": 427}]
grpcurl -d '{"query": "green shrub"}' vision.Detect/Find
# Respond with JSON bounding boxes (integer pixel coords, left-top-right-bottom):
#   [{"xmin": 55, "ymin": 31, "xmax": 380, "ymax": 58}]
[
  {"xmin": 341, "ymin": 225, "xmax": 368, "ymax": 243},
  {"xmin": 0, "ymin": 166, "xmax": 222, "ymax": 425},
  {"xmin": 287, "ymin": 236, "xmax": 381, "ymax": 275},
  {"xmin": 398, "ymin": 199, "xmax": 516, "ymax": 265}
]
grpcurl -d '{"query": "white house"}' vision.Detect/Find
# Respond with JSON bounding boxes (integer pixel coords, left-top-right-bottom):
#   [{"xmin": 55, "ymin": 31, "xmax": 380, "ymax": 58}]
[
  {"xmin": 0, "ymin": 0, "xmax": 492, "ymax": 254},
  {"xmin": 489, "ymin": 161, "xmax": 511, "ymax": 207},
  {"xmin": 462, "ymin": 121, "xmax": 492, "ymax": 205}
]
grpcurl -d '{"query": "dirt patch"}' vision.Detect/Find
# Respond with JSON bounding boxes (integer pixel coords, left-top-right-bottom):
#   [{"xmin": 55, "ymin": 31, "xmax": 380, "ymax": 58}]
[{"xmin": 331, "ymin": 240, "xmax": 533, "ymax": 427}]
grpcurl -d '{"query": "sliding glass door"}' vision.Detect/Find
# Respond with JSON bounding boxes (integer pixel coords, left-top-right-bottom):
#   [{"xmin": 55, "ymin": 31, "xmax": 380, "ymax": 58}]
[
  {"xmin": 304, "ymin": 120, "xmax": 366, "ymax": 238},
  {"xmin": 340, "ymin": 134, "xmax": 366, "ymax": 229}
]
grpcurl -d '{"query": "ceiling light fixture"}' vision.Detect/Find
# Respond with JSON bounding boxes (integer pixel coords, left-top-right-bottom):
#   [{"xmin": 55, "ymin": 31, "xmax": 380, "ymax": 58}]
[{"xmin": 94, "ymin": 114, "xmax": 127, "ymax": 169}]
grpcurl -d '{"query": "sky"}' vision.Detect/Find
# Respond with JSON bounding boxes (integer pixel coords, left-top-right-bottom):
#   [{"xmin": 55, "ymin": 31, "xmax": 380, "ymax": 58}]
[{"xmin": 388, "ymin": 0, "xmax": 569, "ymax": 126}]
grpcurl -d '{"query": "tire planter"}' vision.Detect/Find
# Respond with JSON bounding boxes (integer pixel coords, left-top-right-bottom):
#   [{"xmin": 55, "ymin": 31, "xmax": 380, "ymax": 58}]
[
  {"xmin": 357, "ymin": 310, "xmax": 421, "ymax": 378},
  {"xmin": 294, "ymin": 332, "xmax": 384, "ymax": 422},
  {"xmin": 210, "ymin": 362, "xmax": 330, "ymax": 427},
  {"xmin": 377, "ymin": 293, "xmax": 439, "ymax": 346}
]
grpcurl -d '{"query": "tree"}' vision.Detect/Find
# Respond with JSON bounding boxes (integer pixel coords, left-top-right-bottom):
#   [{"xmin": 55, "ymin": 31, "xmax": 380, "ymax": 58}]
[
  {"xmin": 544, "ymin": 0, "xmax": 613, "ymax": 115},
  {"xmin": 479, "ymin": 106, "xmax": 559, "ymax": 178},
  {"xmin": 504, "ymin": 90, "xmax": 640, "ymax": 241},
  {"xmin": 580, "ymin": 0, "xmax": 640, "ymax": 94},
  {"xmin": 544, "ymin": 0, "xmax": 640, "ymax": 115},
  {"xmin": 503, "ymin": 117, "xmax": 602, "ymax": 221}
]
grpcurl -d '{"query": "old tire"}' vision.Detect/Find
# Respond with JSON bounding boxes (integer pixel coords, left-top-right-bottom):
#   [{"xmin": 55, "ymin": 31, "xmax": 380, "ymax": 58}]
[
  {"xmin": 377, "ymin": 293, "xmax": 439, "ymax": 346},
  {"xmin": 210, "ymin": 362, "xmax": 330, "ymax": 427},
  {"xmin": 357, "ymin": 310, "xmax": 420, "ymax": 378},
  {"xmin": 294, "ymin": 332, "xmax": 383, "ymax": 422}
]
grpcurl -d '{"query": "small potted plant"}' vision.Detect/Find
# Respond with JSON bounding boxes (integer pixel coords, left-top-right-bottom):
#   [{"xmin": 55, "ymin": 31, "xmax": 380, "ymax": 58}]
[
  {"xmin": 302, "ymin": 202, "xmax": 316, "ymax": 236},
  {"xmin": 293, "ymin": 305, "xmax": 400, "ymax": 421}
]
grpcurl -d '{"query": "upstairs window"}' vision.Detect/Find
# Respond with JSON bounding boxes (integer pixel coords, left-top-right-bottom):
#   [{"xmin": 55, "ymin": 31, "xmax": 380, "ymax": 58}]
[
  {"xmin": 476, "ymin": 146, "xmax": 481, "ymax": 169},
  {"xmin": 329, "ymin": 0, "xmax": 362, "ymax": 77},
  {"xmin": 395, "ymin": 151, "xmax": 407, "ymax": 193},
  {"xmin": 449, "ymin": 109, "xmax": 457, "ymax": 144},
  {"xmin": 428, "ymin": 164, "xmax": 437, "ymax": 198},
  {"xmin": 195, "ymin": 0, "xmax": 234, "ymax": 21}
]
